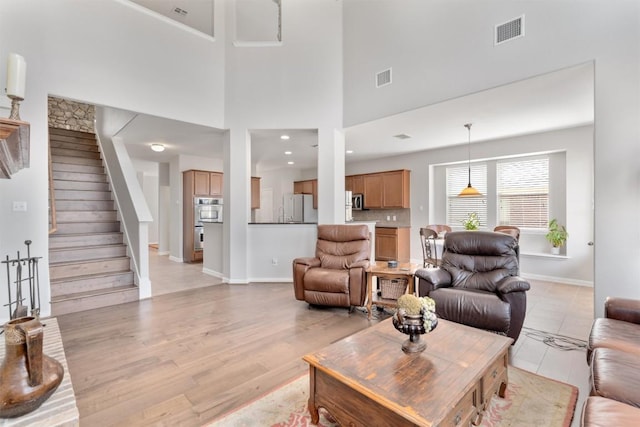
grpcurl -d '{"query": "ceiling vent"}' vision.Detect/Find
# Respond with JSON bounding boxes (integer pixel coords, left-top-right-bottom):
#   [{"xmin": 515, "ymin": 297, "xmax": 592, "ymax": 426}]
[
  {"xmin": 376, "ymin": 68, "xmax": 392, "ymax": 88},
  {"xmin": 495, "ymin": 15, "xmax": 524, "ymax": 45},
  {"xmin": 173, "ymin": 7, "xmax": 188, "ymax": 16},
  {"xmin": 393, "ymin": 134, "xmax": 411, "ymax": 140}
]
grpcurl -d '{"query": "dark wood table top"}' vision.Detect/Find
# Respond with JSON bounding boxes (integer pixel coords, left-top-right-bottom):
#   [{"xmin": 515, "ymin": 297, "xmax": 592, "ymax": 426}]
[{"xmin": 303, "ymin": 318, "xmax": 513, "ymax": 425}]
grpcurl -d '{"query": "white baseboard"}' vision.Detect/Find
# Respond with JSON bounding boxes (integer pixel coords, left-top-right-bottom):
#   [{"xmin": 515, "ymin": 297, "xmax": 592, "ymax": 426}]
[
  {"xmin": 202, "ymin": 267, "xmax": 224, "ymax": 279},
  {"xmin": 248, "ymin": 277, "xmax": 293, "ymax": 283},
  {"xmin": 137, "ymin": 276, "xmax": 152, "ymax": 299},
  {"xmin": 157, "ymin": 251, "xmax": 169, "ymax": 256},
  {"xmin": 521, "ymin": 272, "xmax": 593, "ymax": 287},
  {"xmin": 169, "ymin": 255, "xmax": 183, "ymax": 263}
]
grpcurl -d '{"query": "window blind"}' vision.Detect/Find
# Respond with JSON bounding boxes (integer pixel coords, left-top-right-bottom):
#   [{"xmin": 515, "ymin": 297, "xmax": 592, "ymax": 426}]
[
  {"xmin": 446, "ymin": 164, "xmax": 487, "ymax": 227},
  {"xmin": 497, "ymin": 158, "xmax": 549, "ymax": 228}
]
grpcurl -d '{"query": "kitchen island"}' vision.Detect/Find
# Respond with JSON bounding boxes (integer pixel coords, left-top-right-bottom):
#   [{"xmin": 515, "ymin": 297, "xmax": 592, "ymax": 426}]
[{"xmin": 202, "ymin": 222, "xmax": 223, "ymax": 278}]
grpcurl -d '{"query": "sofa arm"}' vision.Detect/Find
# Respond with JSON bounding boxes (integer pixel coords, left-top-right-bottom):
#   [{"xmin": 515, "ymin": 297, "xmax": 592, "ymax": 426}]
[
  {"xmin": 415, "ymin": 268, "xmax": 452, "ymax": 294},
  {"xmin": 292, "ymin": 257, "xmax": 320, "ymax": 301},
  {"xmin": 605, "ymin": 297, "xmax": 640, "ymax": 324},
  {"xmin": 497, "ymin": 276, "xmax": 531, "ymax": 294}
]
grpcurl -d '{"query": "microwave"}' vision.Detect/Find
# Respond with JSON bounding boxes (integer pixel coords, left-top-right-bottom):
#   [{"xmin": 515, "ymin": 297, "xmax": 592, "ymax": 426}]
[{"xmin": 352, "ymin": 194, "xmax": 364, "ymax": 210}]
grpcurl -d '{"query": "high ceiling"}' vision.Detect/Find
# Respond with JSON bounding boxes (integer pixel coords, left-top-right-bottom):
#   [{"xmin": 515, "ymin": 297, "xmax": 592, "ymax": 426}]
[{"xmin": 118, "ymin": 62, "xmax": 593, "ymax": 172}]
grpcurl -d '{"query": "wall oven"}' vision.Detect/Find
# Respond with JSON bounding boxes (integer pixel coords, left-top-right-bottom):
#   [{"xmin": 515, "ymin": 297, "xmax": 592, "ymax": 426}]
[
  {"xmin": 194, "ymin": 197, "xmax": 222, "ymax": 251},
  {"xmin": 194, "ymin": 197, "xmax": 223, "ymax": 224}
]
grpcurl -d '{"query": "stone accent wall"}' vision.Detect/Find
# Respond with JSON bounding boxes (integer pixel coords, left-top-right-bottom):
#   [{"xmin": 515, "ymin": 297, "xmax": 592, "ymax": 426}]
[{"xmin": 48, "ymin": 96, "xmax": 95, "ymax": 133}]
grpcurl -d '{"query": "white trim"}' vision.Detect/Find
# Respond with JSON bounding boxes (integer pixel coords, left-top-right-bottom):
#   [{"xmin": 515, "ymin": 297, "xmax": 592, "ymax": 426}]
[
  {"xmin": 138, "ymin": 277, "xmax": 152, "ymax": 299},
  {"xmin": 232, "ymin": 41, "xmax": 283, "ymax": 48},
  {"xmin": 521, "ymin": 272, "xmax": 593, "ymax": 287},
  {"xmin": 202, "ymin": 267, "xmax": 224, "ymax": 279},
  {"xmin": 116, "ymin": 0, "xmax": 216, "ymax": 42},
  {"xmin": 521, "ymin": 252, "xmax": 569, "ymax": 259},
  {"xmin": 157, "ymin": 251, "xmax": 170, "ymax": 256},
  {"xmin": 225, "ymin": 278, "xmax": 250, "ymax": 284},
  {"xmin": 248, "ymin": 277, "xmax": 293, "ymax": 283},
  {"xmin": 169, "ymin": 255, "xmax": 183, "ymax": 263}
]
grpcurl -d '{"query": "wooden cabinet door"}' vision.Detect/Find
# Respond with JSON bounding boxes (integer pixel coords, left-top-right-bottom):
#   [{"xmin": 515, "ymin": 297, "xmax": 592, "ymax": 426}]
[
  {"xmin": 209, "ymin": 172, "xmax": 223, "ymax": 196},
  {"xmin": 345, "ymin": 176, "xmax": 353, "ymax": 193},
  {"xmin": 251, "ymin": 177, "xmax": 261, "ymax": 209},
  {"xmin": 364, "ymin": 174, "xmax": 383, "ymax": 208},
  {"xmin": 312, "ymin": 179, "xmax": 318, "ymax": 209},
  {"xmin": 382, "ymin": 170, "xmax": 409, "ymax": 208},
  {"xmin": 293, "ymin": 181, "xmax": 304, "ymax": 194},
  {"xmin": 194, "ymin": 171, "xmax": 210, "ymax": 196},
  {"xmin": 302, "ymin": 180, "xmax": 314, "ymax": 194},
  {"xmin": 352, "ymin": 175, "xmax": 365, "ymax": 195},
  {"xmin": 375, "ymin": 228, "xmax": 397, "ymax": 261}
]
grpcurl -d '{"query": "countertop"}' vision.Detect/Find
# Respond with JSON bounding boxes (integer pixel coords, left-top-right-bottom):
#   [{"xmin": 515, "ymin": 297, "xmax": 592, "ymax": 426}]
[
  {"xmin": 375, "ymin": 224, "xmax": 411, "ymax": 228},
  {"xmin": 249, "ymin": 222, "xmax": 318, "ymax": 225}
]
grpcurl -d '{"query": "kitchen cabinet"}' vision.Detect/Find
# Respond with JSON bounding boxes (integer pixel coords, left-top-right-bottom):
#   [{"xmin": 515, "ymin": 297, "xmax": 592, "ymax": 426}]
[
  {"xmin": 294, "ymin": 179, "xmax": 318, "ymax": 209},
  {"xmin": 209, "ymin": 172, "xmax": 223, "ymax": 196},
  {"xmin": 375, "ymin": 227, "xmax": 410, "ymax": 262},
  {"xmin": 346, "ymin": 175, "xmax": 365, "ymax": 195},
  {"xmin": 251, "ymin": 177, "xmax": 261, "ymax": 209},
  {"xmin": 363, "ymin": 174, "xmax": 384, "ymax": 208},
  {"xmin": 382, "ymin": 170, "xmax": 410, "ymax": 208},
  {"xmin": 183, "ymin": 169, "xmax": 224, "ymax": 263},
  {"xmin": 191, "ymin": 170, "xmax": 223, "ymax": 197},
  {"xmin": 354, "ymin": 169, "xmax": 410, "ymax": 209}
]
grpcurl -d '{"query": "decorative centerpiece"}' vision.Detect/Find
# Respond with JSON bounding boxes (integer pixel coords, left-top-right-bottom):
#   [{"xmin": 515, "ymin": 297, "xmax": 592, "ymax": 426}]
[{"xmin": 392, "ymin": 294, "xmax": 438, "ymax": 353}]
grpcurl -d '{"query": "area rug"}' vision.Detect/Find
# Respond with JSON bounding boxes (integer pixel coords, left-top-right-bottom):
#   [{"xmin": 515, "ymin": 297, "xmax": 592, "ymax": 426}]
[{"xmin": 207, "ymin": 366, "xmax": 578, "ymax": 427}]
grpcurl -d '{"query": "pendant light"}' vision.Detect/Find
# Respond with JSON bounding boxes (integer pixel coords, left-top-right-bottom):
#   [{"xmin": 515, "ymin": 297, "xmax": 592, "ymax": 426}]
[{"xmin": 458, "ymin": 123, "xmax": 482, "ymax": 197}]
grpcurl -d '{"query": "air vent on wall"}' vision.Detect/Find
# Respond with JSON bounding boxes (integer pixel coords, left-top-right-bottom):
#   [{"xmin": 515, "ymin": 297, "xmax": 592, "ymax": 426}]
[
  {"xmin": 173, "ymin": 7, "xmax": 188, "ymax": 16},
  {"xmin": 376, "ymin": 68, "xmax": 392, "ymax": 88},
  {"xmin": 495, "ymin": 15, "xmax": 524, "ymax": 45}
]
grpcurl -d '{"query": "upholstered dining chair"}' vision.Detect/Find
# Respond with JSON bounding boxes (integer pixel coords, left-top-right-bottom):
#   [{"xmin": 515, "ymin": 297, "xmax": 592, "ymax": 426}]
[
  {"xmin": 293, "ymin": 224, "xmax": 370, "ymax": 310},
  {"xmin": 426, "ymin": 224, "xmax": 452, "ymax": 237},
  {"xmin": 415, "ymin": 231, "xmax": 530, "ymax": 342},
  {"xmin": 494, "ymin": 225, "xmax": 520, "ymax": 241},
  {"xmin": 419, "ymin": 227, "xmax": 439, "ymax": 268}
]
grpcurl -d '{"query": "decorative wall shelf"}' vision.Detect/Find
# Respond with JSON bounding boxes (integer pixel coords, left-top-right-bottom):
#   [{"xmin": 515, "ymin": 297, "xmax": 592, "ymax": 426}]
[{"xmin": 0, "ymin": 117, "xmax": 30, "ymax": 179}]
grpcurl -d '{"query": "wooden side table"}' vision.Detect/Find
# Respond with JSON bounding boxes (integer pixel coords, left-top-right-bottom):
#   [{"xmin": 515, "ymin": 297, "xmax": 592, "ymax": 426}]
[{"xmin": 365, "ymin": 261, "xmax": 421, "ymax": 320}]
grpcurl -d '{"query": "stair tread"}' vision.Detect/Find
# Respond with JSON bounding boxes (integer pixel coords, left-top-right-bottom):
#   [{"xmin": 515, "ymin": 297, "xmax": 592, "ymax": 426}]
[
  {"xmin": 50, "ymin": 232, "xmax": 122, "ymax": 238},
  {"xmin": 51, "ymin": 285, "xmax": 137, "ymax": 303},
  {"xmin": 50, "ymin": 270, "xmax": 133, "ymax": 284},
  {"xmin": 49, "ymin": 243, "xmax": 126, "ymax": 252},
  {"xmin": 49, "ymin": 256, "xmax": 130, "ymax": 267}
]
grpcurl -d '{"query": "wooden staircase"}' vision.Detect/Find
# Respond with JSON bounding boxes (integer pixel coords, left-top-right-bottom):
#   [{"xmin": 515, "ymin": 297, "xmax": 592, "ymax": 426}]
[{"xmin": 48, "ymin": 127, "xmax": 138, "ymax": 316}]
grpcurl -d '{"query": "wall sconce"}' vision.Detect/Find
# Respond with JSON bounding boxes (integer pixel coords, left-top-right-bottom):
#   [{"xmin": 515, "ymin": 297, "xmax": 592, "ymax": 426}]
[
  {"xmin": 150, "ymin": 143, "xmax": 165, "ymax": 152},
  {"xmin": 6, "ymin": 53, "xmax": 26, "ymax": 121}
]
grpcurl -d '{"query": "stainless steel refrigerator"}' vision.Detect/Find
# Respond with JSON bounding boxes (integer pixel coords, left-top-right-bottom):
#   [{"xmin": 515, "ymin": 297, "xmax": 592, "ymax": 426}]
[{"xmin": 283, "ymin": 194, "xmax": 318, "ymax": 223}]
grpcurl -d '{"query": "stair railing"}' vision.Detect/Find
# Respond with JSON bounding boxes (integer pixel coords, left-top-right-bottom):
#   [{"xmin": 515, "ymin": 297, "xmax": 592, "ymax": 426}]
[{"xmin": 48, "ymin": 137, "xmax": 57, "ymax": 234}]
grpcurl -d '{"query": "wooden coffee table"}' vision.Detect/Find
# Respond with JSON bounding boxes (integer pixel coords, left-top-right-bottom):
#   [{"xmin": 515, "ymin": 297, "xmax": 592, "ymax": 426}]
[{"xmin": 303, "ymin": 318, "xmax": 513, "ymax": 426}]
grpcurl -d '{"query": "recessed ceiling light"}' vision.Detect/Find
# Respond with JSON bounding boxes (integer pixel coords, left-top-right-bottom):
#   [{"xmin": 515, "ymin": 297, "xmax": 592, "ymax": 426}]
[
  {"xmin": 284, "ymin": 151, "xmax": 292, "ymax": 155},
  {"xmin": 280, "ymin": 135, "xmax": 290, "ymax": 140},
  {"xmin": 346, "ymin": 150, "xmax": 353, "ymax": 154},
  {"xmin": 393, "ymin": 133, "xmax": 412, "ymax": 140},
  {"xmin": 287, "ymin": 161, "xmax": 294, "ymax": 165},
  {"xmin": 151, "ymin": 143, "xmax": 165, "ymax": 152}
]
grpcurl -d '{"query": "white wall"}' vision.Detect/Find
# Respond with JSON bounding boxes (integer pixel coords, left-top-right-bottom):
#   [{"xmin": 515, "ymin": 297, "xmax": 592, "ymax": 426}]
[
  {"xmin": 343, "ymin": 0, "xmax": 639, "ymax": 315},
  {"xmin": 0, "ymin": 0, "xmax": 226, "ymax": 321},
  {"xmin": 223, "ymin": 0, "xmax": 344, "ymax": 281}
]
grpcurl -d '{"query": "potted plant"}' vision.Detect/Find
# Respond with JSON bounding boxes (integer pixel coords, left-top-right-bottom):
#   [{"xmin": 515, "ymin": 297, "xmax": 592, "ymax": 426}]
[
  {"xmin": 546, "ymin": 219, "xmax": 568, "ymax": 255},
  {"xmin": 462, "ymin": 212, "xmax": 480, "ymax": 230}
]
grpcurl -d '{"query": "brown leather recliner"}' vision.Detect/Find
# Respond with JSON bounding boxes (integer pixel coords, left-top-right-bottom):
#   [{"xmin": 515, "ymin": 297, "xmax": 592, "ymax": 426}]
[
  {"xmin": 415, "ymin": 231, "xmax": 530, "ymax": 342},
  {"xmin": 293, "ymin": 224, "xmax": 370, "ymax": 309}
]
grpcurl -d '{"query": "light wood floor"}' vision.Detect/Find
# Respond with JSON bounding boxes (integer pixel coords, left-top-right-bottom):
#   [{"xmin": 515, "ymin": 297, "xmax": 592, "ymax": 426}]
[{"xmin": 56, "ymin": 252, "xmax": 593, "ymax": 426}]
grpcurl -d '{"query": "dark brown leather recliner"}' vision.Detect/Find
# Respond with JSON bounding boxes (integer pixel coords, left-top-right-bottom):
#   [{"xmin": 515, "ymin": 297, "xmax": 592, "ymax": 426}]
[
  {"xmin": 293, "ymin": 224, "xmax": 370, "ymax": 309},
  {"xmin": 415, "ymin": 231, "xmax": 530, "ymax": 342}
]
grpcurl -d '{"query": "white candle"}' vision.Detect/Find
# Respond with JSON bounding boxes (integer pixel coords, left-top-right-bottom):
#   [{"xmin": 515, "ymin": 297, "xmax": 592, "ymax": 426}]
[{"xmin": 6, "ymin": 53, "xmax": 26, "ymax": 99}]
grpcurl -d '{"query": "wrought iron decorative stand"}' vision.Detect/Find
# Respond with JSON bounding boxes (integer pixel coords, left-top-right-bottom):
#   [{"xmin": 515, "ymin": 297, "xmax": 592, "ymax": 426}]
[{"xmin": 2, "ymin": 240, "xmax": 42, "ymax": 320}]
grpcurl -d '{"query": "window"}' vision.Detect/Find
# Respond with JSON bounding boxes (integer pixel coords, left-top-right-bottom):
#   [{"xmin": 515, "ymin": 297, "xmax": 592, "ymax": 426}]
[
  {"xmin": 497, "ymin": 158, "xmax": 549, "ymax": 228},
  {"xmin": 446, "ymin": 164, "xmax": 487, "ymax": 227}
]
